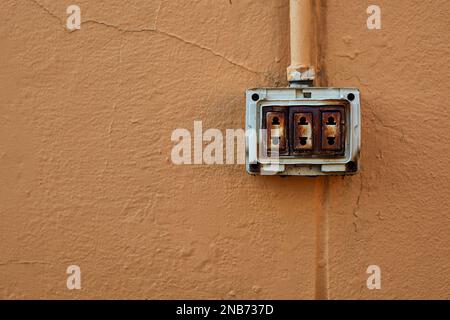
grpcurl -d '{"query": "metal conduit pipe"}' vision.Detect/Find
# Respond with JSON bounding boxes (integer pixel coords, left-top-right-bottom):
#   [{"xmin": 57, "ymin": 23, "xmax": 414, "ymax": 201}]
[{"xmin": 287, "ymin": 0, "xmax": 316, "ymax": 86}]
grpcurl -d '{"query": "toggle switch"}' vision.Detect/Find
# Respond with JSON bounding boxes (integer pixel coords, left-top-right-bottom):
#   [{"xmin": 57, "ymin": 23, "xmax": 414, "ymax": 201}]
[
  {"xmin": 293, "ymin": 112, "xmax": 313, "ymax": 151},
  {"xmin": 321, "ymin": 111, "xmax": 342, "ymax": 151},
  {"xmin": 266, "ymin": 112, "xmax": 287, "ymax": 154}
]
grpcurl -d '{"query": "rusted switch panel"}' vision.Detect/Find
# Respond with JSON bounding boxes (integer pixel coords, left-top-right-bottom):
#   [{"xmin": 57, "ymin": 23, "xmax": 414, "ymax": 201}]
[
  {"xmin": 246, "ymin": 87, "xmax": 361, "ymax": 176},
  {"xmin": 293, "ymin": 113, "xmax": 313, "ymax": 151}
]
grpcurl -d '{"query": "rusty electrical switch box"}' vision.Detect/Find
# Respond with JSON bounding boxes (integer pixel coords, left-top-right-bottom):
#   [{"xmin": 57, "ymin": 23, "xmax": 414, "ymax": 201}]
[{"xmin": 246, "ymin": 88, "xmax": 360, "ymax": 176}]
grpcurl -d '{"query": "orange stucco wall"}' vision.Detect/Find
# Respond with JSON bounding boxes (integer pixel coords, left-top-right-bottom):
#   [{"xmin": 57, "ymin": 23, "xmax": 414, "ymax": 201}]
[{"xmin": 1, "ymin": 0, "xmax": 449, "ymax": 299}]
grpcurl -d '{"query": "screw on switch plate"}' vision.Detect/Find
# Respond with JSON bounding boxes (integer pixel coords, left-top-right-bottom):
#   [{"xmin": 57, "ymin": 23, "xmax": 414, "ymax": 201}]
[
  {"xmin": 266, "ymin": 112, "xmax": 287, "ymax": 154},
  {"xmin": 321, "ymin": 111, "xmax": 342, "ymax": 151},
  {"xmin": 293, "ymin": 113, "xmax": 313, "ymax": 151}
]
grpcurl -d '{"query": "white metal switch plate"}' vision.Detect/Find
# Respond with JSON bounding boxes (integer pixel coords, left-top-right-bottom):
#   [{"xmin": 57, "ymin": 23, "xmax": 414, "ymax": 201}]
[{"xmin": 245, "ymin": 87, "xmax": 361, "ymax": 176}]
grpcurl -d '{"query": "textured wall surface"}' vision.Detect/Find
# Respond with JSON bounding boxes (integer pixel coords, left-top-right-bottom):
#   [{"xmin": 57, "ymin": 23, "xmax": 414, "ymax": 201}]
[{"xmin": 0, "ymin": 0, "xmax": 449, "ymax": 299}]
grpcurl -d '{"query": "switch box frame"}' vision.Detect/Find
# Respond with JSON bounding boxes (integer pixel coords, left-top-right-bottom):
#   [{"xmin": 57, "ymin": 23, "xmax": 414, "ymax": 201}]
[{"xmin": 246, "ymin": 87, "xmax": 361, "ymax": 176}]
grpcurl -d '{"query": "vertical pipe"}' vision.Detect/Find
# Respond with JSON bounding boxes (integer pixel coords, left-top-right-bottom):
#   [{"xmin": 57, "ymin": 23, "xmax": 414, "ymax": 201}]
[
  {"xmin": 288, "ymin": 0, "xmax": 316, "ymax": 85},
  {"xmin": 314, "ymin": 177, "xmax": 330, "ymax": 300}
]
